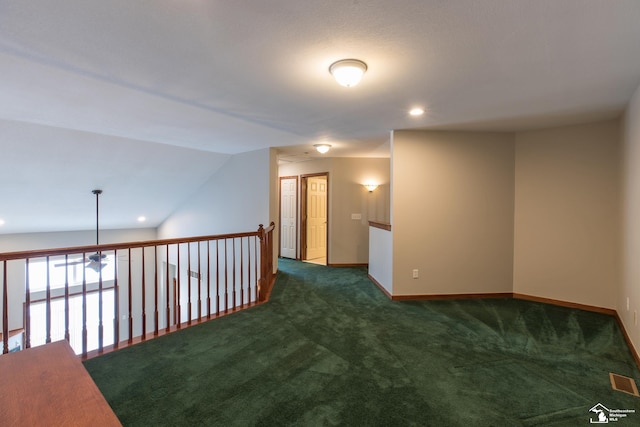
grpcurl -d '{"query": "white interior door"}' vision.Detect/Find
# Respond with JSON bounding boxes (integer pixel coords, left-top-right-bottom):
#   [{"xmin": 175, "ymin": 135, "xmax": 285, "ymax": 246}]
[
  {"xmin": 280, "ymin": 178, "xmax": 297, "ymax": 259},
  {"xmin": 306, "ymin": 176, "xmax": 327, "ymax": 260}
]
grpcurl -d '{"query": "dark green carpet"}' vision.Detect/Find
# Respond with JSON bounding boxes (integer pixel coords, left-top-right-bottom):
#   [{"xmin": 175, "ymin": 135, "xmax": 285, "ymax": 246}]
[{"xmin": 84, "ymin": 259, "xmax": 640, "ymax": 426}]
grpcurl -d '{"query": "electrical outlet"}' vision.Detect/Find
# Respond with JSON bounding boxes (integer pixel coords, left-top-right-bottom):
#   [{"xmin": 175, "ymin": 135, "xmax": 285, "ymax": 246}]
[{"xmin": 412, "ymin": 269, "xmax": 419, "ymax": 279}]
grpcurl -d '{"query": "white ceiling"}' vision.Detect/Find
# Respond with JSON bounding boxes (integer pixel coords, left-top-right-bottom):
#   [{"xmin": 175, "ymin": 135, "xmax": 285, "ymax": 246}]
[{"xmin": 1, "ymin": 0, "xmax": 640, "ymax": 235}]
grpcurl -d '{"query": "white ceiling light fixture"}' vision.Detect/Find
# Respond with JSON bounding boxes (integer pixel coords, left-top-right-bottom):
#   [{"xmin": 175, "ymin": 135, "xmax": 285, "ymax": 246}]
[
  {"xmin": 314, "ymin": 144, "xmax": 332, "ymax": 154},
  {"xmin": 0, "ymin": 218, "xmax": 5, "ymax": 226},
  {"xmin": 329, "ymin": 59, "xmax": 368, "ymax": 87},
  {"xmin": 137, "ymin": 216, "xmax": 146, "ymax": 223},
  {"xmin": 409, "ymin": 107, "xmax": 425, "ymax": 116}
]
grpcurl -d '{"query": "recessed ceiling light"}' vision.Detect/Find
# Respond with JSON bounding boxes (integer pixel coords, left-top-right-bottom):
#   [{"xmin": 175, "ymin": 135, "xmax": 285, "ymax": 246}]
[
  {"xmin": 137, "ymin": 216, "xmax": 146, "ymax": 223},
  {"xmin": 409, "ymin": 108, "xmax": 425, "ymax": 116},
  {"xmin": 329, "ymin": 59, "xmax": 367, "ymax": 87},
  {"xmin": 0, "ymin": 219, "xmax": 5, "ymax": 226}
]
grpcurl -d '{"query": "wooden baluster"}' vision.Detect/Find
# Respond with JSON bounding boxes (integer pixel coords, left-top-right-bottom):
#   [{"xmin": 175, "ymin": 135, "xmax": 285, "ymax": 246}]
[
  {"xmin": 173, "ymin": 277, "xmax": 177, "ymax": 325},
  {"xmin": 176, "ymin": 244, "xmax": 181, "ymax": 328},
  {"xmin": 232, "ymin": 239, "xmax": 237, "ymax": 310},
  {"xmin": 240, "ymin": 237, "xmax": 244, "ymax": 306},
  {"xmin": 246, "ymin": 237, "xmax": 252, "ymax": 305},
  {"xmin": 64, "ymin": 255, "xmax": 70, "ymax": 343},
  {"xmin": 2, "ymin": 260, "xmax": 8, "ymax": 354},
  {"xmin": 187, "ymin": 243, "xmax": 192, "ymax": 325},
  {"xmin": 82, "ymin": 252, "xmax": 87, "ymax": 357},
  {"xmin": 197, "ymin": 241, "xmax": 202, "ymax": 321},
  {"xmin": 113, "ymin": 250, "xmax": 119, "ymax": 348},
  {"xmin": 215, "ymin": 240, "xmax": 220, "ymax": 315},
  {"xmin": 127, "ymin": 248, "xmax": 133, "ymax": 343},
  {"xmin": 165, "ymin": 245, "xmax": 170, "ymax": 332},
  {"xmin": 224, "ymin": 239, "xmax": 229, "ymax": 313},
  {"xmin": 254, "ymin": 236, "xmax": 258, "ymax": 303},
  {"xmin": 25, "ymin": 259, "xmax": 31, "ymax": 349},
  {"xmin": 45, "ymin": 256, "xmax": 51, "ymax": 344},
  {"xmin": 141, "ymin": 247, "xmax": 146, "ymax": 340},
  {"xmin": 98, "ymin": 251, "xmax": 103, "ymax": 352},
  {"xmin": 207, "ymin": 241, "xmax": 211, "ymax": 319},
  {"xmin": 154, "ymin": 246, "xmax": 159, "ymax": 336}
]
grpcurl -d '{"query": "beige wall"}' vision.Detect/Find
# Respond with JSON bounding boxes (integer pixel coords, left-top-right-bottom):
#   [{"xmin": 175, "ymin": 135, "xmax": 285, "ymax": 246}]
[
  {"xmin": 513, "ymin": 121, "xmax": 620, "ymax": 309},
  {"xmin": 621, "ymin": 84, "xmax": 640, "ymax": 351},
  {"xmin": 278, "ymin": 157, "xmax": 390, "ymax": 265},
  {"xmin": 391, "ymin": 130, "xmax": 515, "ymax": 296}
]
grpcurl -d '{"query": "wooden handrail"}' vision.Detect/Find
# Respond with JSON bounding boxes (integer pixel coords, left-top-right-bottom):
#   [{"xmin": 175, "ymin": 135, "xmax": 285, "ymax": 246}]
[
  {"xmin": 0, "ymin": 230, "xmax": 260, "ymax": 262},
  {"xmin": 1, "ymin": 223, "xmax": 276, "ymax": 358},
  {"xmin": 368, "ymin": 221, "xmax": 391, "ymax": 231}
]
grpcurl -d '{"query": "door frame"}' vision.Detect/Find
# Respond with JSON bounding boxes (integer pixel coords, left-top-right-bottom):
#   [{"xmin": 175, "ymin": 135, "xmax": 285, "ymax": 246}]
[
  {"xmin": 278, "ymin": 176, "xmax": 299, "ymax": 259},
  {"xmin": 300, "ymin": 172, "xmax": 329, "ymax": 262}
]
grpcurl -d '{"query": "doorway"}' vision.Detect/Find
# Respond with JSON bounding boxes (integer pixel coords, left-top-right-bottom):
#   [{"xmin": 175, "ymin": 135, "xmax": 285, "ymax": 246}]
[
  {"xmin": 279, "ymin": 176, "xmax": 298, "ymax": 259},
  {"xmin": 301, "ymin": 173, "xmax": 328, "ymax": 265}
]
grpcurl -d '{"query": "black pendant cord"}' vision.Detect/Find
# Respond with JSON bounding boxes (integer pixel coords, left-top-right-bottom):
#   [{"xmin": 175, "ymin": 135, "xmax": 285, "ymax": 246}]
[{"xmin": 92, "ymin": 189, "xmax": 102, "ymax": 247}]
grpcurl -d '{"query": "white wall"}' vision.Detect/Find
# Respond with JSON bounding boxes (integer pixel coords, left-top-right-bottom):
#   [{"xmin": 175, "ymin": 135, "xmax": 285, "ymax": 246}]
[
  {"xmin": 368, "ymin": 226, "xmax": 392, "ymax": 294},
  {"xmin": 0, "ymin": 228, "xmax": 157, "ymax": 252},
  {"xmin": 391, "ymin": 130, "xmax": 515, "ymax": 296},
  {"xmin": 514, "ymin": 121, "xmax": 620, "ymax": 309},
  {"xmin": 621, "ymin": 83, "xmax": 640, "ymax": 353},
  {"xmin": 158, "ymin": 148, "xmax": 273, "ymax": 238}
]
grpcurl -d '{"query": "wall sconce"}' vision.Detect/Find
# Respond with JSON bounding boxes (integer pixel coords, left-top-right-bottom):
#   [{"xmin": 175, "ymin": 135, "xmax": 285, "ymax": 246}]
[{"xmin": 363, "ymin": 183, "xmax": 378, "ymax": 192}]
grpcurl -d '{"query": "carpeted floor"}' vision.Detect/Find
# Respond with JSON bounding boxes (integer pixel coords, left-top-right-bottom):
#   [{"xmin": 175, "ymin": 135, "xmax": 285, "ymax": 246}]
[{"xmin": 84, "ymin": 259, "xmax": 640, "ymax": 426}]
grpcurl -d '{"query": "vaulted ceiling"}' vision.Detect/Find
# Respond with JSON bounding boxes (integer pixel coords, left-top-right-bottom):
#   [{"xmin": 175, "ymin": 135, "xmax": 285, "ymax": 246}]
[{"xmin": 2, "ymin": 1, "xmax": 640, "ymax": 235}]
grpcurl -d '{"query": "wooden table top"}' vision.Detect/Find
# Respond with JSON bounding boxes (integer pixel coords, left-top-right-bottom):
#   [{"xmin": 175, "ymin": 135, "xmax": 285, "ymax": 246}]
[{"xmin": 0, "ymin": 340, "xmax": 121, "ymax": 426}]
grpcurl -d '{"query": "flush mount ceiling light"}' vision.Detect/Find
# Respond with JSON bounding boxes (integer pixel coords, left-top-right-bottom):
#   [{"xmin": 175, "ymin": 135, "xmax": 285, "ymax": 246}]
[
  {"xmin": 409, "ymin": 107, "xmax": 425, "ymax": 116},
  {"xmin": 329, "ymin": 59, "xmax": 367, "ymax": 87},
  {"xmin": 314, "ymin": 144, "xmax": 332, "ymax": 154}
]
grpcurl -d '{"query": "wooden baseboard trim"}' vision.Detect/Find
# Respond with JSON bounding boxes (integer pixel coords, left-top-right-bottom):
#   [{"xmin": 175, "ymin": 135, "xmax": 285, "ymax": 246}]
[
  {"xmin": 614, "ymin": 312, "xmax": 640, "ymax": 369},
  {"xmin": 391, "ymin": 292, "xmax": 513, "ymax": 301},
  {"xmin": 260, "ymin": 273, "xmax": 277, "ymax": 302},
  {"xmin": 512, "ymin": 293, "xmax": 616, "ymax": 316},
  {"xmin": 367, "ymin": 274, "xmax": 393, "ymax": 299}
]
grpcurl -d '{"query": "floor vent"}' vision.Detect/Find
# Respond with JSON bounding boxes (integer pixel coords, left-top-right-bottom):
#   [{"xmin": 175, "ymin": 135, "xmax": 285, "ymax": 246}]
[{"xmin": 610, "ymin": 373, "xmax": 640, "ymax": 396}]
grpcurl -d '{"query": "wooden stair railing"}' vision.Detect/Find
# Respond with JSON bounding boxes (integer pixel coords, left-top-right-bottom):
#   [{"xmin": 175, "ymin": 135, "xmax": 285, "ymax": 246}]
[{"xmin": 0, "ymin": 222, "xmax": 275, "ymax": 358}]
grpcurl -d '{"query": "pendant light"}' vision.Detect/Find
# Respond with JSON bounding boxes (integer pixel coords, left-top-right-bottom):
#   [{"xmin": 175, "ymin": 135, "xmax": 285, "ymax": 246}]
[{"xmin": 87, "ymin": 189, "xmax": 107, "ymax": 271}]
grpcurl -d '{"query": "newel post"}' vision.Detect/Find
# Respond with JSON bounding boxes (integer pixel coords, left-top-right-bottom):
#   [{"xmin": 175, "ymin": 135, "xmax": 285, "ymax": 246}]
[
  {"xmin": 257, "ymin": 224, "xmax": 265, "ymax": 302},
  {"xmin": 257, "ymin": 222, "xmax": 275, "ymax": 302}
]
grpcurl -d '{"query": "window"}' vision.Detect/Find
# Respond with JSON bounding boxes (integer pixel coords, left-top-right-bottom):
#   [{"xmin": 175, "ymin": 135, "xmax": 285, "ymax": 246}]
[
  {"xmin": 26, "ymin": 255, "xmax": 117, "ymax": 354},
  {"xmin": 27, "ymin": 255, "xmax": 115, "ymax": 292}
]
